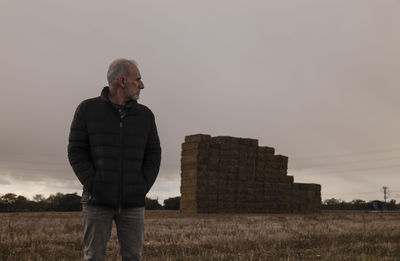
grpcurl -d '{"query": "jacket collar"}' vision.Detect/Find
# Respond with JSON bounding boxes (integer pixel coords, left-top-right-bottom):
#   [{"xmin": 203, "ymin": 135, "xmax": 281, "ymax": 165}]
[{"xmin": 100, "ymin": 86, "xmax": 139, "ymax": 113}]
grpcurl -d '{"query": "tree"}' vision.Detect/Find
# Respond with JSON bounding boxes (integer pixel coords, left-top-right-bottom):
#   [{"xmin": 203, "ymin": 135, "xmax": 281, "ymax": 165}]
[
  {"xmin": 145, "ymin": 197, "xmax": 162, "ymax": 210},
  {"xmin": 1, "ymin": 193, "xmax": 17, "ymax": 204},
  {"xmin": 46, "ymin": 193, "xmax": 65, "ymax": 210},
  {"xmin": 57, "ymin": 193, "xmax": 81, "ymax": 211},
  {"xmin": 0, "ymin": 201, "xmax": 9, "ymax": 211},
  {"xmin": 323, "ymin": 198, "xmax": 343, "ymax": 205},
  {"xmin": 322, "ymin": 198, "xmax": 346, "ymax": 210},
  {"xmin": 46, "ymin": 192, "xmax": 81, "ymax": 211},
  {"xmin": 387, "ymin": 199, "xmax": 397, "ymax": 210},
  {"xmin": 163, "ymin": 196, "xmax": 180, "ymax": 210},
  {"xmin": 351, "ymin": 199, "xmax": 366, "ymax": 205},
  {"xmin": 33, "ymin": 194, "xmax": 45, "ymax": 202},
  {"xmin": 350, "ymin": 199, "xmax": 367, "ymax": 210},
  {"xmin": 14, "ymin": 196, "xmax": 28, "ymax": 210}
]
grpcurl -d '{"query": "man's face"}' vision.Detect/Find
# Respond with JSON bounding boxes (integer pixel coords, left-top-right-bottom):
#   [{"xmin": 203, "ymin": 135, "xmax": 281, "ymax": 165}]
[{"xmin": 124, "ymin": 65, "xmax": 144, "ymax": 101}]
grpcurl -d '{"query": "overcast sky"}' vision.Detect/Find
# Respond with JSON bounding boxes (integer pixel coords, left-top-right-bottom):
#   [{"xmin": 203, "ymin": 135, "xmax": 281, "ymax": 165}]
[{"xmin": 1, "ymin": 0, "xmax": 399, "ymax": 203}]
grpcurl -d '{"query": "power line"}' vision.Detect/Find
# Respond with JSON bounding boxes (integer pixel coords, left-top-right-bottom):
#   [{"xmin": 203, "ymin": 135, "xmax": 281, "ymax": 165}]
[
  {"xmin": 291, "ymin": 156, "xmax": 400, "ymax": 167},
  {"xmin": 289, "ymin": 148, "xmax": 400, "ymax": 173},
  {"xmin": 292, "ymin": 163, "xmax": 400, "ymax": 175},
  {"xmin": 322, "ymin": 188, "xmax": 400, "ymax": 200},
  {"xmin": 294, "ymin": 147, "xmax": 400, "ymax": 161},
  {"xmin": 291, "ymin": 160, "xmax": 400, "ymax": 173},
  {"xmin": 322, "ymin": 192, "xmax": 379, "ymax": 196}
]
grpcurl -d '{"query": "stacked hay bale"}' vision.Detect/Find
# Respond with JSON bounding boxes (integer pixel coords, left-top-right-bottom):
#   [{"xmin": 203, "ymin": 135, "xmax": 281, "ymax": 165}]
[
  {"xmin": 180, "ymin": 134, "xmax": 321, "ymax": 213},
  {"xmin": 212, "ymin": 136, "xmax": 259, "ymax": 213},
  {"xmin": 290, "ymin": 183, "xmax": 322, "ymax": 213},
  {"xmin": 257, "ymin": 149, "xmax": 293, "ymax": 213},
  {"xmin": 180, "ymin": 134, "xmax": 211, "ymax": 214}
]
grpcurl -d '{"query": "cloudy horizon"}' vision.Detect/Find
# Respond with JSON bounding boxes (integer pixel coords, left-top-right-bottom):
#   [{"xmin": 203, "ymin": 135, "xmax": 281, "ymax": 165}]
[{"xmin": 1, "ymin": 0, "xmax": 399, "ymax": 204}]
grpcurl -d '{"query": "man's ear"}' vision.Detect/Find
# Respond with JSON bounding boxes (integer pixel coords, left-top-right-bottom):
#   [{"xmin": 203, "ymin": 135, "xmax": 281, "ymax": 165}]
[{"xmin": 118, "ymin": 76, "xmax": 126, "ymax": 88}]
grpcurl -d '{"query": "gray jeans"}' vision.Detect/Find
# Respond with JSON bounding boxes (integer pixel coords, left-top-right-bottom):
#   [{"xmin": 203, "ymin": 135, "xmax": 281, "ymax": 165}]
[{"xmin": 82, "ymin": 204, "xmax": 145, "ymax": 261}]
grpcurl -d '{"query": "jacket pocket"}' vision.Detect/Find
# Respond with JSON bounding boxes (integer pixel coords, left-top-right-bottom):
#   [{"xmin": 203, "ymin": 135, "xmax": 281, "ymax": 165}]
[
  {"xmin": 80, "ymin": 190, "xmax": 92, "ymax": 204},
  {"xmin": 83, "ymin": 175, "xmax": 95, "ymax": 193},
  {"xmin": 133, "ymin": 172, "xmax": 148, "ymax": 195}
]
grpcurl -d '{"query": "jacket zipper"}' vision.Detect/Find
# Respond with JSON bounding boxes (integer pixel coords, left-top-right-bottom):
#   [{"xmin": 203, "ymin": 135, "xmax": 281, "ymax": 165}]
[{"xmin": 118, "ymin": 119, "xmax": 123, "ymax": 214}]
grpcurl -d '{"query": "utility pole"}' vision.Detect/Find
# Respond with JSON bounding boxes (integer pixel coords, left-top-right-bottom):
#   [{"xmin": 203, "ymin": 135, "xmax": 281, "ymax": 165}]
[{"xmin": 382, "ymin": 186, "xmax": 389, "ymax": 211}]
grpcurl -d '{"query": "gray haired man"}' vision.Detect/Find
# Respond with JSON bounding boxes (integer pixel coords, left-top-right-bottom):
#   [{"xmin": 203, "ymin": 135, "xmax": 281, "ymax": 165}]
[{"xmin": 68, "ymin": 59, "xmax": 161, "ymax": 261}]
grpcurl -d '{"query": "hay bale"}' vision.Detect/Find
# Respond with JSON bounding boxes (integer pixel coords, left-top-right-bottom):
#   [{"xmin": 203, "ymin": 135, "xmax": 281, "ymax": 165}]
[
  {"xmin": 180, "ymin": 134, "xmax": 321, "ymax": 214},
  {"xmin": 185, "ymin": 134, "xmax": 211, "ymax": 143}
]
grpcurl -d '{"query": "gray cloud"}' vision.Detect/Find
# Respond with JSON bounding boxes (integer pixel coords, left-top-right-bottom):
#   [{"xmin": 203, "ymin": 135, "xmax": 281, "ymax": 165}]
[
  {"xmin": 0, "ymin": 0, "xmax": 399, "ymax": 201},
  {"xmin": 0, "ymin": 178, "xmax": 11, "ymax": 185}
]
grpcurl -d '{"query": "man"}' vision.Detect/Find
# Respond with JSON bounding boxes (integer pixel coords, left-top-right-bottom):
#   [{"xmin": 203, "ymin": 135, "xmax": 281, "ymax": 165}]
[{"xmin": 68, "ymin": 59, "xmax": 161, "ymax": 261}]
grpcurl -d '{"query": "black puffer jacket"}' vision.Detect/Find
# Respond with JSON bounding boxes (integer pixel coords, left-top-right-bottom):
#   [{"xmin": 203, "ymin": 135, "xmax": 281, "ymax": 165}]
[{"xmin": 68, "ymin": 87, "xmax": 161, "ymax": 208}]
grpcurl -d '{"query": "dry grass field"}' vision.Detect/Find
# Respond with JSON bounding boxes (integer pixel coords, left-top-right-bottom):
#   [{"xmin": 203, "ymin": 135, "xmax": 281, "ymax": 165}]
[{"xmin": 0, "ymin": 210, "xmax": 399, "ymax": 261}]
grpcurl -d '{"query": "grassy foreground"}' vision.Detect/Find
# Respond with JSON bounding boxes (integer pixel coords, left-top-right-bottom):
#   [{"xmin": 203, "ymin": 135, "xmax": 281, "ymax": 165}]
[{"xmin": 0, "ymin": 210, "xmax": 399, "ymax": 261}]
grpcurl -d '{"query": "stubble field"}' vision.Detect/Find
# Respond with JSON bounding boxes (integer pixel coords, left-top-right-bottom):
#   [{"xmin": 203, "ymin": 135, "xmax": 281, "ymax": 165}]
[{"xmin": 0, "ymin": 210, "xmax": 399, "ymax": 261}]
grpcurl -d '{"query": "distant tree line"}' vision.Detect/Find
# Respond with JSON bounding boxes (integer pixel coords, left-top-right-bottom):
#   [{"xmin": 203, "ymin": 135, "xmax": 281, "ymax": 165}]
[
  {"xmin": 2, "ymin": 193, "xmax": 397, "ymax": 212},
  {"xmin": 0, "ymin": 193, "xmax": 181, "ymax": 212},
  {"xmin": 322, "ymin": 198, "xmax": 399, "ymax": 211}
]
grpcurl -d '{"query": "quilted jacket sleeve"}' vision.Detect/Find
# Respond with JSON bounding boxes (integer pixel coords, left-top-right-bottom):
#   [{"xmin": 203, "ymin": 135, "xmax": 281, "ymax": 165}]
[
  {"xmin": 142, "ymin": 112, "xmax": 162, "ymax": 192},
  {"xmin": 67, "ymin": 102, "xmax": 95, "ymax": 192}
]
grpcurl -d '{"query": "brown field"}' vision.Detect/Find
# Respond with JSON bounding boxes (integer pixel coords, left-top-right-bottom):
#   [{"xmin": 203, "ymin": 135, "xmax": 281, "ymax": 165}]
[{"xmin": 0, "ymin": 211, "xmax": 399, "ymax": 261}]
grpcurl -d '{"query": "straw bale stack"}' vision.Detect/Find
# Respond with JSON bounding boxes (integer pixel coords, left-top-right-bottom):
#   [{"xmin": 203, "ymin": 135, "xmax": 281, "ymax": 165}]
[{"xmin": 180, "ymin": 134, "xmax": 321, "ymax": 213}]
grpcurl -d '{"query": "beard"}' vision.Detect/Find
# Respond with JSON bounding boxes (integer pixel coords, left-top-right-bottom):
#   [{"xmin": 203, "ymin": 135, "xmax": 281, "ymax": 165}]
[
  {"xmin": 131, "ymin": 93, "xmax": 139, "ymax": 100},
  {"xmin": 126, "ymin": 88, "xmax": 140, "ymax": 101}
]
